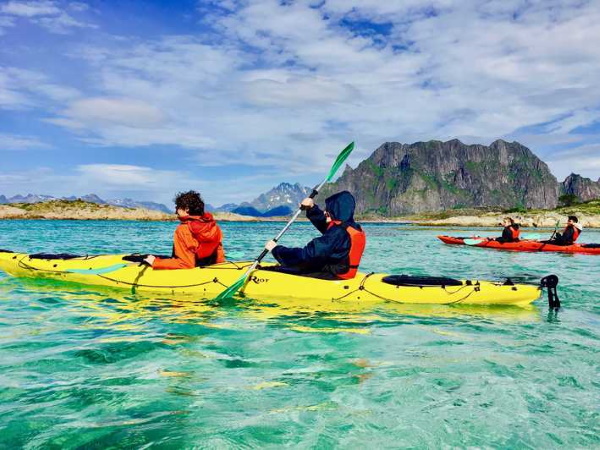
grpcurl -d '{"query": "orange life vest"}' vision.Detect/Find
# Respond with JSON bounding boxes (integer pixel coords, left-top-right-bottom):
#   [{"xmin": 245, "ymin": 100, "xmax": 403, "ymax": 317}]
[
  {"xmin": 185, "ymin": 213, "xmax": 225, "ymax": 265},
  {"xmin": 328, "ymin": 220, "xmax": 366, "ymax": 279},
  {"xmin": 509, "ymin": 225, "xmax": 520, "ymax": 240}
]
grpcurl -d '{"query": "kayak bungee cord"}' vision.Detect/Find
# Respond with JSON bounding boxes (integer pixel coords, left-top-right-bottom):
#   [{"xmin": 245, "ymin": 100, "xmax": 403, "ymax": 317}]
[
  {"xmin": 330, "ymin": 272, "xmax": 480, "ymax": 305},
  {"xmin": 95, "ymin": 274, "xmax": 230, "ymax": 291}
]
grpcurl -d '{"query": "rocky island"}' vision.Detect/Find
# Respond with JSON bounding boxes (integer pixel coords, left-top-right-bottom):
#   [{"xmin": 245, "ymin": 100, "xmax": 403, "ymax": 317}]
[{"xmin": 0, "ymin": 200, "xmax": 258, "ymax": 221}]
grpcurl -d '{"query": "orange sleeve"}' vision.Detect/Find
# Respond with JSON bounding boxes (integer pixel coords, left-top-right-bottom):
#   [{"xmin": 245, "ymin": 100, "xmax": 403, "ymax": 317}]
[{"xmin": 152, "ymin": 224, "xmax": 198, "ymax": 270}]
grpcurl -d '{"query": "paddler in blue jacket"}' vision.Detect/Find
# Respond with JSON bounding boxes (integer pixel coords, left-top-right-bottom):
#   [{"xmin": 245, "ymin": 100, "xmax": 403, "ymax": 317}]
[{"xmin": 264, "ymin": 191, "xmax": 366, "ymax": 279}]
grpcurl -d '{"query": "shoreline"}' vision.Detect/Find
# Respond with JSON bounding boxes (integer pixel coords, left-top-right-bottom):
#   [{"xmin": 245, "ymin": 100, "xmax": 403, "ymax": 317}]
[{"xmin": 2, "ymin": 203, "xmax": 600, "ymax": 228}]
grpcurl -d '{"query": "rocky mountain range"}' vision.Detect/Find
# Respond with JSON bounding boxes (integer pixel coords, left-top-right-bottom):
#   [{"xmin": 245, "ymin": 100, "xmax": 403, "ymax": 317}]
[
  {"xmin": 2, "ymin": 141, "xmax": 598, "ymax": 218},
  {"xmin": 0, "ymin": 194, "xmax": 171, "ymax": 214},
  {"xmin": 321, "ymin": 139, "xmax": 560, "ymax": 215},
  {"xmin": 560, "ymin": 173, "xmax": 600, "ymax": 202}
]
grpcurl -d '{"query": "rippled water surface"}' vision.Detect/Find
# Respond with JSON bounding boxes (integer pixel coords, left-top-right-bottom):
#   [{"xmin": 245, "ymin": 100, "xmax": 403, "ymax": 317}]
[{"xmin": 0, "ymin": 220, "xmax": 599, "ymax": 448}]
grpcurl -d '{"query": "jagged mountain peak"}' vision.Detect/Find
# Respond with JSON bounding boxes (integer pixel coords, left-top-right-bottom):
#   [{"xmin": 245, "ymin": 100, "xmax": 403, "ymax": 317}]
[
  {"xmin": 213, "ymin": 182, "xmax": 312, "ymax": 216},
  {"xmin": 251, "ymin": 182, "xmax": 312, "ymax": 212},
  {"xmin": 560, "ymin": 173, "xmax": 600, "ymax": 202},
  {"xmin": 321, "ymin": 139, "xmax": 559, "ymax": 215}
]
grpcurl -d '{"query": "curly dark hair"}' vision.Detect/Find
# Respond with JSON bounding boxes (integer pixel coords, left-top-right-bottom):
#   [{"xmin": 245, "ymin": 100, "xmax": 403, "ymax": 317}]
[{"xmin": 174, "ymin": 190, "xmax": 205, "ymax": 215}]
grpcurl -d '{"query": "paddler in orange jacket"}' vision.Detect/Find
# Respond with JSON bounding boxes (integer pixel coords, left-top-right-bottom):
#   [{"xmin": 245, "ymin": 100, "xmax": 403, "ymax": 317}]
[{"xmin": 144, "ymin": 191, "xmax": 225, "ymax": 269}]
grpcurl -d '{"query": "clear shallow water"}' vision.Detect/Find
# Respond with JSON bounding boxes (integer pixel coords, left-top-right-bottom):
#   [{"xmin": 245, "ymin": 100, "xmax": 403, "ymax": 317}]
[{"xmin": 0, "ymin": 220, "xmax": 598, "ymax": 448}]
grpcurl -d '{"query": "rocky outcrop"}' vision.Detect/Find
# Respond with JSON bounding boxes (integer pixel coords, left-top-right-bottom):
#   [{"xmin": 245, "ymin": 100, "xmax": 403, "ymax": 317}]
[
  {"xmin": 0, "ymin": 200, "xmax": 171, "ymax": 221},
  {"xmin": 560, "ymin": 173, "xmax": 600, "ymax": 202},
  {"xmin": 322, "ymin": 139, "xmax": 558, "ymax": 215}
]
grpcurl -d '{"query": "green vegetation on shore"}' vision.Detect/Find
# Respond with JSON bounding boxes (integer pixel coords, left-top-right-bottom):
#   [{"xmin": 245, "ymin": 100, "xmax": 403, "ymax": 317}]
[{"xmin": 12, "ymin": 200, "xmax": 133, "ymax": 212}]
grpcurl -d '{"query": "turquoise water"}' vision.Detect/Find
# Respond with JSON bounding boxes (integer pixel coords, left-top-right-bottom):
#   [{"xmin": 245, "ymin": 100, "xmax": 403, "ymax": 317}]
[{"xmin": 0, "ymin": 220, "xmax": 598, "ymax": 448}]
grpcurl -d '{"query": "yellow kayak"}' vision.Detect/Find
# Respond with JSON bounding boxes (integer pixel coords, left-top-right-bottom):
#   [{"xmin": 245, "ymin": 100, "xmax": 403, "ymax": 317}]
[{"xmin": 0, "ymin": 251, "xmax": 542, "ymax": 307}]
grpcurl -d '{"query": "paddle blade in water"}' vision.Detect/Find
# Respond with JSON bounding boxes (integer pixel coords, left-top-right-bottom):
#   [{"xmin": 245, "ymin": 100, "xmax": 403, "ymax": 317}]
[
  {"xmin": 214, "ymin": 273, "xmax": 247, "ymax": 300},
  {"xmin": 326, "ymin": 142, "xmax": 354, "ymax": 182}
]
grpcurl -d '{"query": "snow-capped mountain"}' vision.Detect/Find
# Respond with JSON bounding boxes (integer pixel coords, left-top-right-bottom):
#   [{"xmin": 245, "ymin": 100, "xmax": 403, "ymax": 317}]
[
  {"xmin": 251, "ymin": 182, "xmax": 312, "ymax": 212},
  {"xmin": 214, "ymin": 182, "xmax": 312, "ymax": 216}
]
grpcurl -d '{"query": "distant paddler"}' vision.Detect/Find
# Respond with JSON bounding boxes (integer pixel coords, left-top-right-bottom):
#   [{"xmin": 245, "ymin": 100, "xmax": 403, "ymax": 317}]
[
  {"xmin": 144, "ymin": 191, "xmax": 225, "ymax": 269},
  {"xmin": 490, "ymin": 217, "xmax": 521, "ymax": 243},
  {"xmin": 541, "ymin": 215, "xmax": 583, "ymax": 246},
  {"xmin": 264, "ymin": 190, "xmax": 366, "ymax": 279}
]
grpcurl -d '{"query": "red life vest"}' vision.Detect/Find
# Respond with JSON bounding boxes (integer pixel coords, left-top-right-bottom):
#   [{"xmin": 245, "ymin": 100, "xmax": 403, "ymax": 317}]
[
  {"xmin": 509, "ymin": 225, "xmax": 520, "ymax": 240},
  {"xmin": 327, "ymin": 220, "xmax": 366, "ymax": 279},
  {"xmin": 184, "ymin": 213, "xmax": 225, "ymax": 265},
  {"xmin": 564, "ymin": 224, "xmax": 581, "ymax": 243}
]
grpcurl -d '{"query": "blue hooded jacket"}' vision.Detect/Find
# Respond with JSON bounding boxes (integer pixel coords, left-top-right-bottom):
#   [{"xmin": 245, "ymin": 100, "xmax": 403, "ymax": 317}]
[{"xmin": 271, "ymin": 191, "xmax": 362, "ymax": 275}]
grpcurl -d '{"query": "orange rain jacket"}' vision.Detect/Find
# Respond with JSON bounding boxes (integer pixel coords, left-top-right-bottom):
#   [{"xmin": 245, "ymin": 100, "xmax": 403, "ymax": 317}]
[{"xmin": 152, "ymin": 213, "xmax": 225, "ymax": 270}]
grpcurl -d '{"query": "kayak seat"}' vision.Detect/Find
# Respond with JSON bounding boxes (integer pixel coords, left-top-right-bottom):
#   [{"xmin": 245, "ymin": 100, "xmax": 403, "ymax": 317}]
[
  {"xmin": 30, "ymin": 253, "xmax": 81, "ymax": 260},
  {"xmin": 382, "ymin": 275, "xmax": 463, "ymax": 287}
]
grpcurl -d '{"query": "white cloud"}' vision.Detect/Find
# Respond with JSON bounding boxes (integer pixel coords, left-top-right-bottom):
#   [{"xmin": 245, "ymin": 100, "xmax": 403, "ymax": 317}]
[
  {"xmin": 546, "ymin": 143, "xmax": 600, "ymax": 180},
  {"xmin": 63, "ymin": 98, "xmax": 166, "ymax": 129},
  {"xmin": 0, "ymin": 16, "xmax": 15, "ymax": 35},
  {"xmin": 545, "ymin": 110, "xmax": 600, "ymax": 135},
  {"xmin": 77, "ymin": 164, "xmax": 158, "ymax": 186},
  {"xmin": 1, "ymin": 0, "xmax": 60, "ymax": 17},
  {"xmin": 0, "ymin": 66, "xmax": 80, "ymax": 110},
  {"xmin": 0, "ymin": 133, "xmax": 50, "ymax": 150},
  {"xmin": 68, "ymin": 2, "xmax": 89, "ymax": 13},
  {"xmin": 241, "ymin": 73, "xmax": 358, "ymax": 106},
  {"xmin": 3, "ymin": 0, "xmax": 600, "ymax": 201},
  {"xmin": 37, "ymin": 12, "xmax": 97, "ymax": 34},
  {"xmin": 0, "ymin": 0, "xmax": 95, "ymax": 33}
]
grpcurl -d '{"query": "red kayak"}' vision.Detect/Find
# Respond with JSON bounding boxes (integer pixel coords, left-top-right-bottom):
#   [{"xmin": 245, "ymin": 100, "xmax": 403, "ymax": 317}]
[{"xmin": 438, "ymin": 235, "xmax": 600, "ymax": 255}]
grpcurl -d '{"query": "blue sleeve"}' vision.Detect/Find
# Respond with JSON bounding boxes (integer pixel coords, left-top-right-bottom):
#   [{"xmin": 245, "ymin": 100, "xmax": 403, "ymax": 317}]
[
  {"xmin": 271, "ymin": 227, "xmax": 350, "ymax": 267},
  {"xmin": 306, "ymin": 205, "xmax": 328, "ymax": 234}
]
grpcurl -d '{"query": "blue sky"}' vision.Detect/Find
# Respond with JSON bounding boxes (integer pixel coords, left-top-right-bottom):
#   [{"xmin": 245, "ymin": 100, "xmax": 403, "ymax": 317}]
[{"xmin": 1, "ymin": 0, "xmax": 600, "ymax": 206}]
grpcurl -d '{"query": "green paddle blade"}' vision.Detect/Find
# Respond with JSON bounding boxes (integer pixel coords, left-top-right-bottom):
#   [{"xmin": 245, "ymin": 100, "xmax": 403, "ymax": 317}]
[
  {"xmin": 326, "ymin": 142, "xmax": 354, "ymax": 182},
  {"xmin": 214, "ymin": 273, "xmax": 248, "ymax": 300}
]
